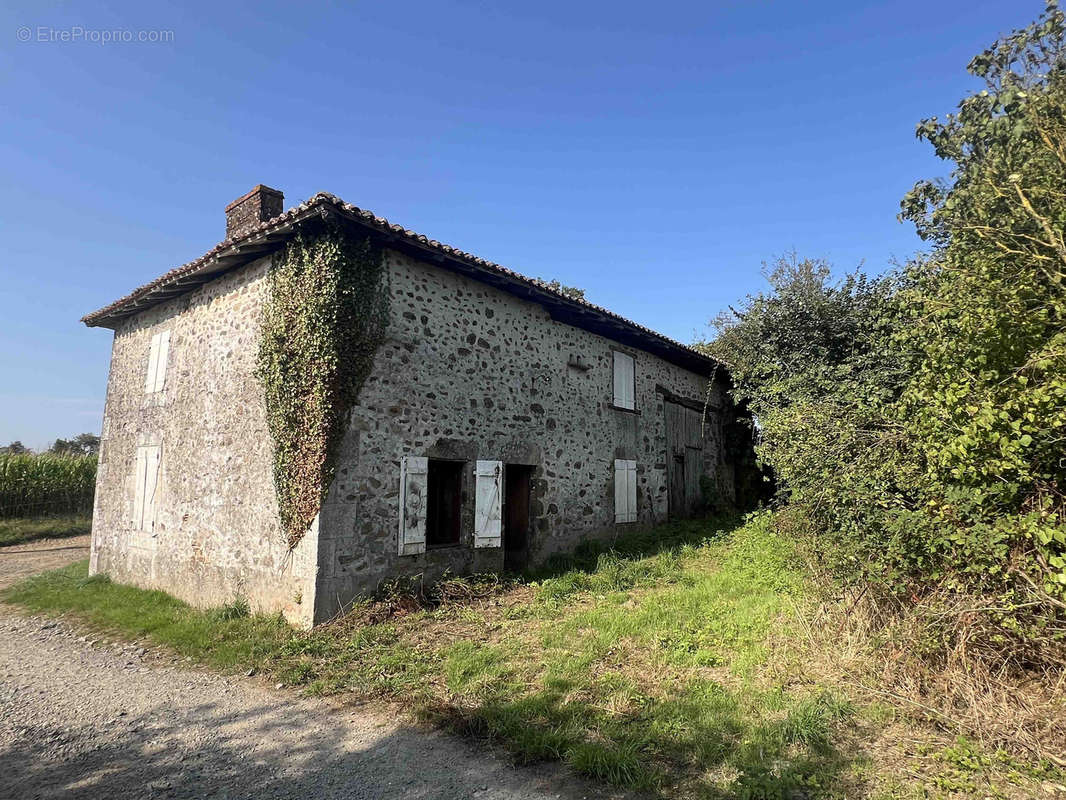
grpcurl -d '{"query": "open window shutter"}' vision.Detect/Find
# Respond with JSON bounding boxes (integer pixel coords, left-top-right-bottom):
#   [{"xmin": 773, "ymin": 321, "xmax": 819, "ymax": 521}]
[
  {"xmin": 398, "ymin": 456, "xmax": 428, "ymax": 555},
  {"xmin": 625, "ymin": 460, "xmax": 637, "ymax": 523},
  {"xmin": 625, "ymin": 359, "xmax": 635, "ymax": 409},
  {"xmin": 614, "ymin": 459, "xmax": 627, "ymax": 523},
  {"xmin": 133, "ymin": 446, "xmax": 148, "ymax": 530},
  {"xmin": 474, "ymin": 460, "xmax": 503, "ymax": 548},
  {"xmin": 615, "ymin": 459, "xmax": 637, "ymax": 523},
  {"xmin": 153, "ymin": 331, "xmax": 170, "ymax": 392},
  {"xmin": 143, "ymin": 446, "xmax": 161, "ymax": 532},
  {"xmin": 144, "ymin": 334, "xmax": 160, "ymax": 394}
]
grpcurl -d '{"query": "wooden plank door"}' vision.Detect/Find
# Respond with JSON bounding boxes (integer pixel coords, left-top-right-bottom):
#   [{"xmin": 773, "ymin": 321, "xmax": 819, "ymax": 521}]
[
  {"xmin": 664, "ymin": 400, "xmax": 705, "ymax": 518},
  {"xmin": 664, "ymin": 401, "xmax": 686, "ymax": 518}
]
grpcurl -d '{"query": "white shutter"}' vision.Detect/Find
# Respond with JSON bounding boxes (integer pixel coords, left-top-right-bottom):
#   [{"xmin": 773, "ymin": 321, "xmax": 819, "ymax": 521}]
[
  {"xmin": 614, "ymin": 459, "xmax": 637, "ymax": 523},
  {"xmin": 474, "ymin": 460, "xmax": 503, "ymax": 548},
  {"xmin": 626, "ymin": 460, "xmax": 637, "ymax": 523},
  {"xmin": 142, "ymin": 446, "xmax": 161, "ymax": 532},
  {"xmin": 133, "ymin": 447, "xmax": 148, "ymax": 529},
  {"xmin": 613, "ymin": 351, "xmax": 635, "ymax": 409},
  {"xmin": 153, "ymin": 330, "xmax": 170, "ymax": 392},
  {"xmin": 398, "ymin": 456, "xmax": 428, "ymax": 555},
  {"xmin": 144, "ymin": 334, "xmax": 160, "ymax": 394}
]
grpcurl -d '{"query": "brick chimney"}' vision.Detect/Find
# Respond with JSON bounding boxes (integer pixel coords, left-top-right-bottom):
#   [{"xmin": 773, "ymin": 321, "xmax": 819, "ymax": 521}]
[{"xmin": 224, "ymin": 185, "xmax": 283, "ymax": 240}]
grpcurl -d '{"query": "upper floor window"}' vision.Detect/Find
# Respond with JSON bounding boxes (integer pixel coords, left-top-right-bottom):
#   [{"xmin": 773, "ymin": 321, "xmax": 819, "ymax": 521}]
[
  {"xmin": 612, "ymin": 351, "xmax": 635, "ymax": 410},
  {"xmin": 144, "ymin": 330, "xmax": 171, "ymax": 394}
]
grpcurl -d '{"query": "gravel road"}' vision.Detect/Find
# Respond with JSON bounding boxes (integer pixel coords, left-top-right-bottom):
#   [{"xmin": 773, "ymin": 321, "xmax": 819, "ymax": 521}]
[
  {"xmin": 0, "ymin": 541, "xmax": 629, "ymax": 800},
  {"xmin": 0, "ymin": 535, "xmax": 90, "ymax": 591}
]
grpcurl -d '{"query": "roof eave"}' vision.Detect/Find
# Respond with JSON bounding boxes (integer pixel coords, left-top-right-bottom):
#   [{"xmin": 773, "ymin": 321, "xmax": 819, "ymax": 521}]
[
  {"xmin": 81, "ymin": 203, "xmax": 328, "ymax": 329},
  {"xmin": 81, "ymin": 195, "xmax": 722, "ymax": 376}
]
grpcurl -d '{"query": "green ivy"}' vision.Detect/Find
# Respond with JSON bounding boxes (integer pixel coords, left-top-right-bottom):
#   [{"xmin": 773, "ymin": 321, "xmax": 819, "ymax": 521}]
[{"xmin": 256, "ymin": 226, "xmax": 389, "ymax": 548}]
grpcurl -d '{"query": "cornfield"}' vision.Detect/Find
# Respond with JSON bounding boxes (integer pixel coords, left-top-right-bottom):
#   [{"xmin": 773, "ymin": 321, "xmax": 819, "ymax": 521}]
[{"xmin": 0, "ymin": 452, "xmax": 98, "ymax": 518}]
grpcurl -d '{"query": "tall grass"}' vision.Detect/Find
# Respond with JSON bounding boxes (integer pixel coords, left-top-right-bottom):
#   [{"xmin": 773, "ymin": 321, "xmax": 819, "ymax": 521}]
[
  {"xmin": 0, "ymin": 452, "xmax": 97, "ymax": 518},
  {"xmin": 5, "ymin": 515, "xmax": 1060, "ymax": 797}
]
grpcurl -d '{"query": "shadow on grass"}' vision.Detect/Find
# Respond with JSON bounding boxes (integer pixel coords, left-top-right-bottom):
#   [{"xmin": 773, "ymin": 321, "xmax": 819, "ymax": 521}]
[
  {"xmin": 3, "ymin": 514, "xmax": 864, "ymax": 798},
  {"xmin": 427, "ymin": 681, "xmax": 855, "ymax": 798},
  {"xmin": 522, "ymin": 514, "xmax": 743, "ymax": 582}
]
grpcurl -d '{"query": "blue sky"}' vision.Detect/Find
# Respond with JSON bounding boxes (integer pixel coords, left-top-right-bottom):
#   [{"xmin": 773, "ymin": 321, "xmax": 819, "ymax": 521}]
[{"xmin": 0, "ymin": 0, "xmax": 1033, "ymax": 449}]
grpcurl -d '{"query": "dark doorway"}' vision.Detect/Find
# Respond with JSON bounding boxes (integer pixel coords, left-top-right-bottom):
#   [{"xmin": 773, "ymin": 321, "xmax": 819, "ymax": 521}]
[
  {"xmin": 427, "ymin": 459, "xmax": 463, "ymax": 548},
  {"xmin": 503, "ymin": 464, "xmax": 533, "ymax": 571}
]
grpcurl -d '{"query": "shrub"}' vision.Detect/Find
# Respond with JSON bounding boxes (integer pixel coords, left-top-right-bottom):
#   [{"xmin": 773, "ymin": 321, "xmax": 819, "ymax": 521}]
[{"xmin": 707, "ymin": 2, "xmax": 1066, "ymax": 667}]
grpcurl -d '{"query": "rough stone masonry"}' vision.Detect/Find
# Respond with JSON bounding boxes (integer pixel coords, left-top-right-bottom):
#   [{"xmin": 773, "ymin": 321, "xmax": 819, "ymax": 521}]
[{"xmin": 83, "ymin": 186, "xmax": 757, "ymax": 627}]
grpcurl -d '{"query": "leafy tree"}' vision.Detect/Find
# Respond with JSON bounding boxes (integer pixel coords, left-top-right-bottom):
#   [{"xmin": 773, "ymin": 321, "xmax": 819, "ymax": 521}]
[
  {"xmin": 704, "ymin": 254, "xmax": 913, "ymax": 577},
  {"xmin": 893, "ymin": 1, "xmax": 1066, "ymax": 599},
  {"xmin": 708, "ymin": 253, "xmax": 905, "ymax": 413},
  {"xmin": 707, "ymin": 2, "xmax": 1066, "ymax": 661},
  {"xmin": 0, "ymin": 441, "xmax": 28, "ymax": 455},
  {"xmin": 50, "ymin": 433, "xmax": 100, "ymax": 457}
]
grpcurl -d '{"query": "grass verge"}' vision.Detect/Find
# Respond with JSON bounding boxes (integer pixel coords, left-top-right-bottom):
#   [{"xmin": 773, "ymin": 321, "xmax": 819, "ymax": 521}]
[
  {"xmin": 3, "ymin": 513, "xmax": 1061, "ymax": 799},
  {"xmin": 0, "ymin": 514, "xmax": 91, "ymax": 547}
]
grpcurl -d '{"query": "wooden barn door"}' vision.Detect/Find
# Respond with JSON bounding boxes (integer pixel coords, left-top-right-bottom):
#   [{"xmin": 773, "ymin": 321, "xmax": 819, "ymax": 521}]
[{"xmin": 664, "ymin": 400, "xmax": 705, "ymax": 519}]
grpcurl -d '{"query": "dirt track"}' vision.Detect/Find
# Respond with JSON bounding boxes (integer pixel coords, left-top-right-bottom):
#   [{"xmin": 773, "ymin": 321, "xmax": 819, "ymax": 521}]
[
  {"xmin": 0, "ymin": 540, "xmax": 623, "ymax": 800},
  {"xmin": 0, "ymin": 534, "xmax": 91, "ymax": 590}
]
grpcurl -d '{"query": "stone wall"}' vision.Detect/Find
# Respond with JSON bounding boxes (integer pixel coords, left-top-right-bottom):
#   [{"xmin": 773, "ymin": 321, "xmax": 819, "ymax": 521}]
[
  {"xmin": 313, "ymin": 248, "xmax": 733, "ymax": 621},
  {"xmin": 90, "ymin": 240, "xmax": 736, "ymax": 627},
  {"xmin": 89, "ymin": 256, "xmax": 318, "ymax": 628}
]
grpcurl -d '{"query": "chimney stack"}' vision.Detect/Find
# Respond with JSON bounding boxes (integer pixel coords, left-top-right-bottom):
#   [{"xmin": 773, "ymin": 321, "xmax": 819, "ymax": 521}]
[{"xmin": 224, "ymin": 185, "xmax": 283, "ymax": 240}]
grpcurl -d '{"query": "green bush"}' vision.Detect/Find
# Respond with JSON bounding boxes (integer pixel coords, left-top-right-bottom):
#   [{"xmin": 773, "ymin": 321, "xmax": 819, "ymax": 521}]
[
  {"xmin": 0, "ymin": 452, "xmax": 97, "ymax": 518},
  {"xmin": 707, "ymin": 3, "xmax": 1066, "ymax": 663}
]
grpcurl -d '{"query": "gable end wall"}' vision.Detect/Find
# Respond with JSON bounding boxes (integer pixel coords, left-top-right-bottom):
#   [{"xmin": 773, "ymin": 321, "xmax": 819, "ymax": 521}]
[{"xmin": 88, "ymin": 255, "xmax": 318, "ymax": 627}]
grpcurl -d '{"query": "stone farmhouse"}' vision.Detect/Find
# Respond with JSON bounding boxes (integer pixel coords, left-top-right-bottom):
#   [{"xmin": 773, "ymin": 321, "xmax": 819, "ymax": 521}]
[{"xmin": 83, "ymin": 185, "xmax": 757, "ymax": 627}]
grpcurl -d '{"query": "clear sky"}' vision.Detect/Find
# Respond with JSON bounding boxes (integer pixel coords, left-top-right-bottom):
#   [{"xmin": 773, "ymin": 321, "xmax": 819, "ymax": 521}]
[{"xmin": 0, "ymin": 0, "xmax": 1033, "ymax": 450}]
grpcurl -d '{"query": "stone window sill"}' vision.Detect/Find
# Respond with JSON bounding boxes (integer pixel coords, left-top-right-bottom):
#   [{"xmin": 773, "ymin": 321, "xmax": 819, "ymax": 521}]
[{"xmin": 608, "ymin": 404, "xmax": 641, "ymax": 416}]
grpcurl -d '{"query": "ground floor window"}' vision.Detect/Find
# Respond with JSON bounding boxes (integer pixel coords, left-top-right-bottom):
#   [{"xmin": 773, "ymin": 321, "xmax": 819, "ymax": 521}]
[
  {"xmin": 614, "ymin": 458, "xmax": 637, "ymax": 524},
  {"xmin": 427, "ymin": 459, "xmax": 463, "ymax": 547}
]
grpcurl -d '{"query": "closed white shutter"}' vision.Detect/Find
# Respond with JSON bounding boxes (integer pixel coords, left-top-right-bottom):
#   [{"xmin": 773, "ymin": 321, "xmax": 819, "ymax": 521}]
[
  {"xmin": 133, "ymin": 445, "xmax": 161, "ymax": 531},
  {"xmin": 143, "ymin": 446, "xmax": 161, "ymax": 532},
  {"xmin": 133, "ymin": 447, "xmax": 148, "ymax": 529},
  {"xmin": 614, "ymin": 459, "xmax": 637, "ymax": 524},
  {"xmin": 613, "ymin": 351, "xmax": 635, "ymax": 409},
  {"xmin": 474, "ymin": 460, "xmax": 503, "ymax": 548},
  {"xmin": 398, "ymin": 456, "xmax": 428, "ymax": 555},
  {"xmin": 144, "ymin": 334, "xmax": 160, "ymax": 394},
  {"xmin": 143, "ymin": 331, "xmax": 171, "ymax": 394},
  {"xmin": 153, "ymin": 330, "xmax": 171, "ymax": 392}
]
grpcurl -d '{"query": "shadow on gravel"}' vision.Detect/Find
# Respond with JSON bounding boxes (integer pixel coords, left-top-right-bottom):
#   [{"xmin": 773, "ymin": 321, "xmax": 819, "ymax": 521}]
[{"xmin": 0, "ymin": 697, "xmax": 618, "ymax": 800}]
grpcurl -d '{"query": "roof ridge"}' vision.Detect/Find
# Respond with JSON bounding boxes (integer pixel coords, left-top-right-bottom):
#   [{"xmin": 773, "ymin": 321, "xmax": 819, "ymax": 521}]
[{"xmin": 81, "ymin": 193, "xmax": 718, "ymax": 372}]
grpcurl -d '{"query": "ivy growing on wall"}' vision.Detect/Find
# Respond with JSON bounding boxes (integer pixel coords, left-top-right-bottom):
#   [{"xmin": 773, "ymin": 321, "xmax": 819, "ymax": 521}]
[{"xmin": 256, "ymin": 226, "xmax": 389, "ymax": 548}]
